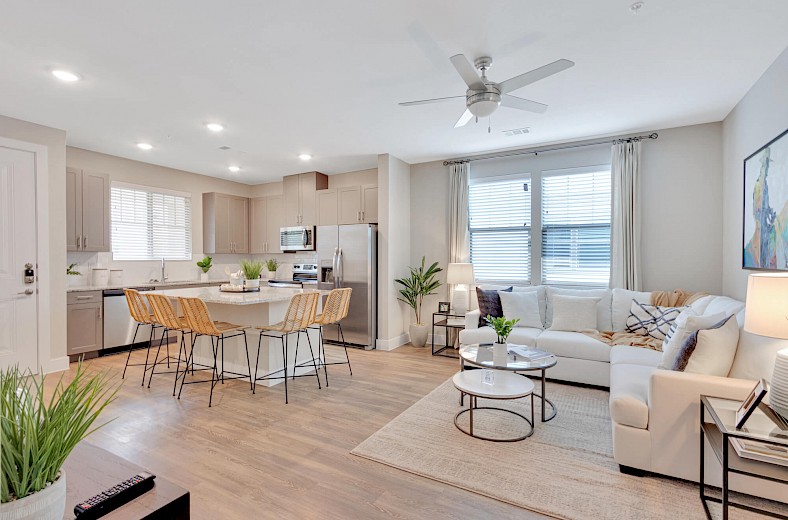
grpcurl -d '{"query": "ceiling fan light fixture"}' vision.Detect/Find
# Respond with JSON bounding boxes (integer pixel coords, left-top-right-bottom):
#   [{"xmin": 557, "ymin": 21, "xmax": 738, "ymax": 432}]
[
  {"xmin": 298, "ymin": 153, "xmax": 312, "ymax": 161},
  {"xmin": 467, "ymin": 92, "xmax": 501, "ymax": 118}
]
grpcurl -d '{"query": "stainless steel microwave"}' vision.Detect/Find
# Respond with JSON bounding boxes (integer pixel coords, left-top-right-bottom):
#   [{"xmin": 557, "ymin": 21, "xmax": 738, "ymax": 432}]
[{"xmin": 280, "ymin": 226, "xmax": 315, "ymax": 251}]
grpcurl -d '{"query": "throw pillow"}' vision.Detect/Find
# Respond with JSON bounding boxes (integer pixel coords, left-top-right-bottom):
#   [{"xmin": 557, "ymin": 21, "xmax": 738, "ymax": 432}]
[
  {"xmin": 658, "ymin": 310, "xmax": 727, "ymax": 369},
  {"xmin": 548, "ymin": 295, "xmax": 600, "ymax": 332},
  {"xmin": 625, "ymin": 302, "xmax": 684, "ymax": 340},
  {"xmin": 546, "ymin": 287, "xmax": 612, "ymax": 331},
  {"xmin": 498, "ymin": 290, "xmax": 542, "ymax": 329},
  {"xmin": 671, "ymin": 315, "xmax": 739, "ymax": 376},
  {"xmin": 477, "ymin": 286, "xmax": 512, "ymax": 327}
]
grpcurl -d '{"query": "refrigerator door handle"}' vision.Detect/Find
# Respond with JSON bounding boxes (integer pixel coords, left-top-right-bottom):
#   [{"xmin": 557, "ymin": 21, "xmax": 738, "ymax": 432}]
[
  {"xmin": 332, "ymin": 247, "xmax": 339, "ymax": 288},
  {"xmin": 337, "ymin": 248, "xmax": 344, "ymax": 288}
]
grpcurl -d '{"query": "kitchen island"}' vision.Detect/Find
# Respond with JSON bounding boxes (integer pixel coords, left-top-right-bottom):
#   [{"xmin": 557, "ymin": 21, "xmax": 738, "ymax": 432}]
[{"xmin": 148, "ymin": 286, "xmax": 327, "ymax": 388}]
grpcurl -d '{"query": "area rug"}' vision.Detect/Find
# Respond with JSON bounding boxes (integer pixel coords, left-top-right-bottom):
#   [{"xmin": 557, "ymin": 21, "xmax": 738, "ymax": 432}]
[{"xmin": 352, "ymin": 379, "xmax": 780, "ymax": 520}]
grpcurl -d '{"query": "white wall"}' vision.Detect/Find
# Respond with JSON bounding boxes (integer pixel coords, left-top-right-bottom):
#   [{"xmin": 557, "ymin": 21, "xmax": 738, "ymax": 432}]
[
  {"xmin": 722, "ymin": 46, "xmax": 788, "ymax": 300},
  {"xmin": 410, "ymin": 122, "xmax": 725, "ymax": 316},
  {"xmin": 377, "ymin": 154, "xmax": 411, "ymax": 349},
  {"xmin": 0, "ymin": 115, "xmax": 68, "ymax": 372}
]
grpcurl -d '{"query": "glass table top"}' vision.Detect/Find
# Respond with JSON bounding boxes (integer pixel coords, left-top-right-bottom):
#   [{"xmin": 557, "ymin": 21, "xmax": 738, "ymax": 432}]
[
  {"xmin": 460, "ymin": 344, "xmax": 557, "ymax": 371},
  {"xmin": 703, "ymin": 396, "xmax": 788, "ymax": 446}
]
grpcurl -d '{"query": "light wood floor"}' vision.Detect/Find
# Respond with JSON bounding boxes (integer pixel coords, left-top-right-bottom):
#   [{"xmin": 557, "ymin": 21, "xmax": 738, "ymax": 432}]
[{"xmin": 61, "ymin": 344, "xmax": 548, "ymax": 520}]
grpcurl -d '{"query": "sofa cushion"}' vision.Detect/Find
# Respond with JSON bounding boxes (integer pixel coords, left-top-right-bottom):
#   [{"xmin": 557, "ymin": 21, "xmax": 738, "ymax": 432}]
[
  {"xmin": 702, "ymin": 296, "xmax": 745, "ymax": 318},
  {"xmin": 474, "ymin": 285, "xmax": 547, "ymax": 325},
  {"xmin": 476, "ymin": 286, "xmax": 511, "ymax": 326},
  {"xmin": 672, "ymin": 315, "xmax": 739, "ymax": 376},
  {"xmin": 499, "ymin": 290, "xmax": 542, "ymax": 329},
  {"xmin": 546, "ymin": 287, "xmax": 613, "ymax": 331},
  {"xmin": 610, "ymin": 363, "xmax": 654, "ymax": 429},
  {"xmin": 548, "ymin": 295, "xmax": 600, "ymax": 332},
  {"xmin": 658, "ymin": 309, "xmax": 727, "ymax": 369},
  {"xmin": 536, "ymin": 330, "xmax": 612, "ymax": 363},
  {"xmin": 611, "ymin": 288, "xmax": 652, "ymax": 331},
  {"xmin": 610, "ymin": 345, "xmax": 661, "ymax": 367},
  {"xmin": 625, "ymin": 302, "xmax": 685, "ymax": 340},
  {"xmin": 506, "ymin": 327, "xmax": 542, "ymax": 347}
]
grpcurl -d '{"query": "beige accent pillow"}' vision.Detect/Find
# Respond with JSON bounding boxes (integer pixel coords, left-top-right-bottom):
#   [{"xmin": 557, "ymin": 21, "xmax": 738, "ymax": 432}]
[{"xmin": 548, "ymin": 295, "xmax": 600, "ymax": 332}]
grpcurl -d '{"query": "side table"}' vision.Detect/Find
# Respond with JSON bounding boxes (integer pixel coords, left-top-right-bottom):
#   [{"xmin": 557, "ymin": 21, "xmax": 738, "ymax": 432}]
[{"xmin": 431, "ymin": 311, "xmax": 465, "ymax": 358}]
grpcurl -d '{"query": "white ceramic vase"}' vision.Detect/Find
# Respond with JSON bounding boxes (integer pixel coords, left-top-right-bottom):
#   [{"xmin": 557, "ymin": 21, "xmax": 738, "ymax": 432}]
[
  {"xmin": 267, "ymin": 270, "xmax": 277, "ymax": 280},
  {"xmin": 0, "ymin": 471, "xmax": 66, "ymax": 520},
  {"xmin": 244, "ymin": 278, "xmax": 261, "ymax": 289},
  {"xmin": 200, "ymin": 272, "xmax": 210, "ymax": 282},
  {"xmin": 493, "ymin": 342, "xmax": 509, "ymax": 366},
  {"xmin": 409, "ymin": 324, "xmax": 429, "ymax": 347}
]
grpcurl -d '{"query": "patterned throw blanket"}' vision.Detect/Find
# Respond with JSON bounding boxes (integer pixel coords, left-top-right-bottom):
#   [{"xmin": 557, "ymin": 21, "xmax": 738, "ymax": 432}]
[{"xmin": 581, "ymin": 289, "xmax": 707, "ymax": 352}]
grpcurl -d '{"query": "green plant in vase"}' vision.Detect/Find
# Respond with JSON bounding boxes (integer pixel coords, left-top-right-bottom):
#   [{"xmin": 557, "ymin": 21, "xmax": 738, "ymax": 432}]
[
  {"xmin": 240, "ymin": 259, "xmax": 263, "ymax": 288},
  {"xmin": 265, "ymin": 258, "xmax": 279, "ymax": 279},
  {"xmin": 395, "ymin": 256, "xmax": 442, "ymax": 347},
  {"xmin": 196, "ymin": 256, "xmax": 212, "ymax": 274},
  {"xmin": 485, "ymin": 315, "xmax": 520, "ymax": 345}
]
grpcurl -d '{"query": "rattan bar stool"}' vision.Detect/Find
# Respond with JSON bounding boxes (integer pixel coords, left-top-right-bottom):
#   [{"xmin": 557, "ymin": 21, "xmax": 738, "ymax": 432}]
[
  {"xmin": 145, "ymin": 293, "xmax": 194, "ymax": 393},
  {"xmin": 254, "ymin": 291, "xmax": 321, "ymax": 404},
  {"xmin": 122, "ymin": 288, "xmax": 164, "ymax": 386},
  {"xmin": 302, "ymin": 288, "xmax": 352, "ymax": 387},
  {"xmin": 177, "ymin": 296, "xmax": 253, "ymax": 407}
]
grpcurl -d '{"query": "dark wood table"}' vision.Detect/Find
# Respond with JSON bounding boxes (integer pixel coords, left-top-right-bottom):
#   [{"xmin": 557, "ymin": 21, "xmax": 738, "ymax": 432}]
[{"xmin": 63, "ymin": 442, "xmax": 189, "ymax": 519}]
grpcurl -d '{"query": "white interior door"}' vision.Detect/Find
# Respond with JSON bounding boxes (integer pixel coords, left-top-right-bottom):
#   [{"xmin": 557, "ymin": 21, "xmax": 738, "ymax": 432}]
[{"xmin": 0, "ymin": 146, "xmax": 38, "ymax": 372}]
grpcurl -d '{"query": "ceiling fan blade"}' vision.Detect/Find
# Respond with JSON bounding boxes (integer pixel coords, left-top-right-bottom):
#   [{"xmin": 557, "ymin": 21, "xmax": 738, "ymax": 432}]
[
  {"xmin": 499, "ymin": 59, "xmax": 575, "ymax": 94},
  {"xmin": 454, "ymin": 109, "xmax": 473, "ymax": 128},
  {"xmin": 399, "ymin": 95, "xmax": 465, "ymax": 106},
  {"xmin": 450, "ymin": 54, "xmax": 485, "ymax": 90},
  {"xmin": 501, "ymin": 95, "xmax": 548, "ymax": 113}
]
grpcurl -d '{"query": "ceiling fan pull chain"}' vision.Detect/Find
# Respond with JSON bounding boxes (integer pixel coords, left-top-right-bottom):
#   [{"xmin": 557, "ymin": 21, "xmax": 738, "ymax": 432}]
[{"xmin": 488, "ymin": 117, "xmax": 491, "ymax": 134}]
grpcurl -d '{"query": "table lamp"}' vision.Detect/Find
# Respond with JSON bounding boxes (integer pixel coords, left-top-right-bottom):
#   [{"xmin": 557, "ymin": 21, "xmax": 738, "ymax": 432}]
[
  {"xmin": 447, "ymin": 263, "xmax": 475, "ymax": 315},
  {"xmin": 743, "ymin": 273, "xmax": 788, "ymax": 419}
]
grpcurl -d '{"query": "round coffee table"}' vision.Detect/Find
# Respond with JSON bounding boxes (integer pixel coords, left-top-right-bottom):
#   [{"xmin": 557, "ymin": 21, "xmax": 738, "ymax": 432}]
[
  {"xmin": 452, "ymin": 370, "xmax": 535, "ymax": 442},
  {"xmin": 459, "ymin": 344, "xmax": 558, "ymax": 422}
]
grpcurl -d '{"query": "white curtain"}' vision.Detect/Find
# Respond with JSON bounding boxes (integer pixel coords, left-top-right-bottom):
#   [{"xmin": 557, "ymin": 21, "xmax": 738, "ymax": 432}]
[
  {"xmin": 610, "ymin": 141, "xmax": 642, "ymax": 290},
  {"xmin": 448, "ymin": 162, "xmax": 470, "ymax": 302}
]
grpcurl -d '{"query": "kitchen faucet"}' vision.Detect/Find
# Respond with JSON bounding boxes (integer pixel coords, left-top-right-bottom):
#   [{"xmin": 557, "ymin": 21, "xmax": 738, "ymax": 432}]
[{"xmin": 160, "ymin": 257, "xmax": 167, "ymax": 283}]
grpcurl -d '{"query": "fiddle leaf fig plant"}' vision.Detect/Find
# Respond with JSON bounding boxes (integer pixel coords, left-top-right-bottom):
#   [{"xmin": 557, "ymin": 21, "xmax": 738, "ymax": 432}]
[
  {"xmin": 395, "ymin": 256, "xmax": 442, "ymax": 325},
  {"xmin": 485, "ymin": 315, "xmax": 520, "ymax": 344},
  {"xmin": 196, "ymin": 256, "xmax": 213, "ymax": 274}
]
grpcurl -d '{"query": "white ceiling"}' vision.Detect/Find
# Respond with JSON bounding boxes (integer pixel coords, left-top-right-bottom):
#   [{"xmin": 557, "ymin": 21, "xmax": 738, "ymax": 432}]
[{"xmin": 1, "ymin": 1, "xmax": 787, "ymax": 184}]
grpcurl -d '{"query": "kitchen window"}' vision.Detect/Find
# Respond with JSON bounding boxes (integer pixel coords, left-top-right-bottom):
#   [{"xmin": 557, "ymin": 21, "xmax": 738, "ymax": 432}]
[
  {"xmin": 469, "ymin": 175, "xmax": 531, "ymax": 283},
  {"xmin": 110, "ymin": 182, "xmax": 192, "ymax": 261},
  {"xmin": 541, "ymin": 167, "xmax": 611, "ymax": 286}
]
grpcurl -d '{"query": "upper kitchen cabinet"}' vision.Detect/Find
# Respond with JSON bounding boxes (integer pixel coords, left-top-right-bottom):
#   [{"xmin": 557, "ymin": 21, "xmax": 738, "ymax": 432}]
[
  {"xmin": 203, "ymin": 192, "xmax": 249, "ymax": 254},
  {"xmin": 250, "ymin": 195, "xmax": 284, "ymax": 253},
  {"xmin": 282, "ymin": 171, "xmax": 328, "ymax": 226},
  {"xmin": 337, "ymin": 184, "xmax": 378, "ymax": 225},
  {"xmin": 316, "ymin": 189, "xmax": 338, "ymax": 226},
  {"xmin": 66, "ymin": 167, "xmax": 111, "ymax": 252}
]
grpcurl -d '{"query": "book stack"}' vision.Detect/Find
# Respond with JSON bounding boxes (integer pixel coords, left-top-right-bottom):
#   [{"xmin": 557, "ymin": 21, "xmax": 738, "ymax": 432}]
[
  {"xmin": 731, "ymin": 437, "xmax": 788, "ymax": 468},
  {"xmin": 508, "ymin": 346, "xmax": 552, "ymax": 361}
]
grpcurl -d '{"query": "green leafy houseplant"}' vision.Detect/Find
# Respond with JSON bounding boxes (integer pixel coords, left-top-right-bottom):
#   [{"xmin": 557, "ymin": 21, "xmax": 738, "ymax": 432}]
[
  {"xmin": 240, "ymin": 259, "xmax": 263, "ymax": 280},
  {"xmin": 485, "ymin": 315, "xmax": 520, "ymax": 344},
  {"xmin": 196, "ymin": 256, "xmax": 212, "ymax": 274},
  {"xmin": 265, "ymin": 258, "xmax": 279, "ymax": 273},
  {"xmin": 0, "ymin": 363, "xmax": 118, "ymax": 504},
  {"xmin": 395, "ymin": 257, "xmax": 442, "ymax": 326}
]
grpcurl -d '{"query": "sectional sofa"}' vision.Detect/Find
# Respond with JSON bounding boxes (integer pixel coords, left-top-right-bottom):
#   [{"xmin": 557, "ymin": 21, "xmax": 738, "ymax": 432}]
[{"xmin": 458, "ymin": 285, "xmax": 787, "ymax": 503}]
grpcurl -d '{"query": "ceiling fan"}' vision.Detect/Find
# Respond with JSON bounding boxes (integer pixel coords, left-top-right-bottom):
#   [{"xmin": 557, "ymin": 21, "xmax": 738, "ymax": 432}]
[{"xmin": 399, "ymin": 54, "xmax": 574, "ymax": 128}]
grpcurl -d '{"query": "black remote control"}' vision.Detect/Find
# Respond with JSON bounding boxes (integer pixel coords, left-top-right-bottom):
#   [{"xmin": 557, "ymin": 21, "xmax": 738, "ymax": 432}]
[{"xmin": 74, "ymin": 472, "xmax": 156, "ymax": 519}]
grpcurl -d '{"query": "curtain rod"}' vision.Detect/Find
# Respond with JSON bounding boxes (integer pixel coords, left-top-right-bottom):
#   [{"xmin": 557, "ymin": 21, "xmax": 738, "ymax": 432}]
[{"xmin": 442, "ymin": 132, "xmax": 659, "ymax": 165}]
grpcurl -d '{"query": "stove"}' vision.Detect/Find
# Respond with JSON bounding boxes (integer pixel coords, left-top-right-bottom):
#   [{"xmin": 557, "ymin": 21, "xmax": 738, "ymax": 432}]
[{"xmin": 268, "ymin": 263, "xmax": 318, "ymax": 288}]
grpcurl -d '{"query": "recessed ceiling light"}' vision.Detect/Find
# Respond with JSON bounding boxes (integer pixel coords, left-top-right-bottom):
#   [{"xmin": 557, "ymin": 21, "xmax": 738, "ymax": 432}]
[
  {"xmin": 629, "ymin": 1, "xmax": 645, "ymax": 13},
  {"xmin": 52, "ymin": 69, "xmax": 81, "ymax": 82},
  {"xmin": 205, "ymin": 123, "xmax": 224, "ymax": 132},
  {"xmin": 228, "ymin": 165, "xmax": 241, "ymax": 173},
  {"xmin": 136, "ymin": 143, "xmax": 153, "ymax": 150},
  {"xmin": 298, "ymin": 154, "xmax": 312, "ymax": 161}
]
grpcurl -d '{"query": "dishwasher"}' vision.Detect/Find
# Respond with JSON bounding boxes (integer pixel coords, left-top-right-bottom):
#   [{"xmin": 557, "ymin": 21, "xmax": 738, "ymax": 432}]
[{"xmin": 103, "ymin": 287, "xmax": 160, "ymax": 351}]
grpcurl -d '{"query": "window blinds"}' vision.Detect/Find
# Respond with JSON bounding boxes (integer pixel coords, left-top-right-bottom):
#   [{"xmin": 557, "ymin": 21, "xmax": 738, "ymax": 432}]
[
  {"xmin": 541, "ymin": 168, "xmax": 611, "ymax": 286},
  {"xmin": 111, "ymin": 183, "xmax": 192, "ymax": 261},
  {"xmin": 469, "ymin": 176, "xmax": 531, "ymax": 283}
]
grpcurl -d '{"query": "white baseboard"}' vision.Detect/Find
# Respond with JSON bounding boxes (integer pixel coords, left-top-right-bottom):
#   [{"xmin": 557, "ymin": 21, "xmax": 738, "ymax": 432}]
[
  {"xmin": 45, "ymin": 356, "xmax": 70, "ymax": 374},
  {"xmin": 376, "ymin": 333, "xmax": 409, "ymax": 351}
]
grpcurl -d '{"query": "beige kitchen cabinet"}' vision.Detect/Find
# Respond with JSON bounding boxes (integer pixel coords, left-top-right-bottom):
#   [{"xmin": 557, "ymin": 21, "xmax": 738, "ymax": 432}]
[
  {"xmin": 282, "ymin": 171, "xmax": 328, "ymax": 226},
  {"xmin": 66, "ymin": 167, "xmax": 111, "ymax": 252},
  {"xmin": 67, "ymin": 291, "xmax": 103, "ymax": 356},
  {"xmin": 337, "ymin": 184, "xmax": 378, "ymax": 225},
  {"xmin": 250, "ymin": 195, "xmax": 284, "ymax": 253},
  {"xmin": 203, "ymin": 192, "xmax": 249, "ymax": 254},
  {"xmin": 316, "ymin": 189, "xmax": 338, "ymax": 226}
]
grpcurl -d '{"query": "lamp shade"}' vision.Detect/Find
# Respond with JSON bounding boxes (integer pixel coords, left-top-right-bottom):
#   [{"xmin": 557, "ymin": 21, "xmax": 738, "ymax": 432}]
[
  {"xmin": 447, "ymin": 263, "xmax": 475, "ymax": 285},
  {"xmin": 744, "ymin": 273, "xmax": 788, "ymax": 339}
]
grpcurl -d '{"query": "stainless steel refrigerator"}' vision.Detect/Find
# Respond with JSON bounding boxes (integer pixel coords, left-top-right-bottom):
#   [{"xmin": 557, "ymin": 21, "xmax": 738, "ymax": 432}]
[{"xmin": 317, "ymin": 224, "xmax": 377, "ymax": 350}]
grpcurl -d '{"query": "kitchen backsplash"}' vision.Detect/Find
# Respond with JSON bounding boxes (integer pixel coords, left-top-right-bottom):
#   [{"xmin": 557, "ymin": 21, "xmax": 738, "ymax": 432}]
[{"xmin": 66, "ymin": 251, "xmax": 317, "ymax": 288}]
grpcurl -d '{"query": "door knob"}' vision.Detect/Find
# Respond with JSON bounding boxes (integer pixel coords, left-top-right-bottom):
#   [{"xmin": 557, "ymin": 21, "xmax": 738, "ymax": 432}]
[{"xmin": 18, "ymin": 289, "xmax": 34, "ymax": 295}]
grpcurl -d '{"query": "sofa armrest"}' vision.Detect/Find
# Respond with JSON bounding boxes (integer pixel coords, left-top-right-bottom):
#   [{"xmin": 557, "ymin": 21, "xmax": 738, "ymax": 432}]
[{"xmin": 465, "ymin": 309, "xmax": 481, "ymax": 330}]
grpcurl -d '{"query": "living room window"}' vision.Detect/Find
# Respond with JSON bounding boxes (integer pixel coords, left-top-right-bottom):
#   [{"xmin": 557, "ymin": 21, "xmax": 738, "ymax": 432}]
[
  {"xmin": 110, "ymin": 182, "xmax": 192, "ymax": 261},
  {"xmin": 540, "ymin": 167, "xmax": 611, "ymax": 286},
  {"xmin": 469, "ymin": 175, "xmax": 531, "ymax": 283}
]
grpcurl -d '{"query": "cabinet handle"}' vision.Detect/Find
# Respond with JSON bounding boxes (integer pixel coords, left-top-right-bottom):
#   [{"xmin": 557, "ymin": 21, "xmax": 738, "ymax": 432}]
[
  {"xmin": 75, "ymin": 295, "xmax": 93, "ymax": 300},
  {"xmin": 97, "ymin": 306, "xmax": 102, "ymax": 320},
  {"xmin": 76, "ymin": 236, "xmax": 81, "ymax": 249},
  {"xmin": 84, "ymin": 235, "xmax": 88, "ymax": 248}
]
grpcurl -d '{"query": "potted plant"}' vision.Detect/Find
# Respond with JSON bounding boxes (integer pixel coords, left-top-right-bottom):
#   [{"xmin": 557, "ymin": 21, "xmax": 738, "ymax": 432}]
[
  {"xmin": 485, "ymin": 315, "xmax": 520, "ymax": 364},
  {"xmin": 0, "ymin": 363, "xmax": 118, "ymax": 520},
  {"xmin": 196, "ymin": 256, "xmax": 212, "ymax": 281},
  {"xmin": 240, "ymin": 259, "xmax": 263, "ymax": 289},
  {"xmin": 66, "ymin": 263, "xmax": 82, "ymax": 287},
  {"xmin": 265, "ymin": 258, "xmax": 279, "ymax": 280},
  {"xmin": 395, "ymin": 257, "xmax": 442, "ymax": 347}
]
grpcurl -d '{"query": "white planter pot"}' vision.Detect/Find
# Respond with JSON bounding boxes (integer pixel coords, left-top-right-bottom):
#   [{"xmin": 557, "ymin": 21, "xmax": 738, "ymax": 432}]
[
  {"xmin": 66, "ymin": 275, "xmax": 83, "ymax": 287},
  {"xmin": 200, "ymin": 272, "xmax": 210, "ymax": 282},
  {"xmin": 244, "ymin": 278, "xmax": 260, "ymax": 289},
  {"xmin": 409, "ymin": 324, "xmax": 429, "ymax": 347},
  {"xmin": 493, "ymin": 342, "xmax": 508, "ymax": 366},
  {"xmin": 267, "ymin": 271, "xmax": 277, "ymax": 280},
  {"xmin": 0, "ymin": 471, "xmax": 66, "ymax": 520}
]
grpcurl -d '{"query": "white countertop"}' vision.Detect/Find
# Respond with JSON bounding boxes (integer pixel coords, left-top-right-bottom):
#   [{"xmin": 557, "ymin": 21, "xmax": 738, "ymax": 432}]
[
  {"xmin": 147, "ymin": 285, "xmax": 328, "ymax": 306},
  {"xmin": 67, "ymin": 279, "xmax": 227, "ymax": 293}
]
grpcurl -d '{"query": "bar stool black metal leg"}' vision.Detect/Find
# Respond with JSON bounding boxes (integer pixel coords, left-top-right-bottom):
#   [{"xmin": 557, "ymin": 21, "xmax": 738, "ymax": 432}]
[
  {"xmin": 220, "ymin": 336, "xmax": 225, "ymax": 384},
  {"xmin": 304, "ymin": 331, "xmax": 322, "ymax": 389},
  {"xmin": 178, "ymin": 333, "xmax": 199, "ymax": 399},
  {"xmin": 122, "ymin": 323, "xmax": 140, "ymax": 379},
  {"xmin": 320, "ymin": 326, "xmax": 329, "ymax": 387},
  {"xmin": 173, "ymin": 331, "xmax": 186, "ymax": 396},
  {"xmin": 253, "ymin": 334, "xmax": 263, "ymax": 394},
  {"xmin": 243, "ymin": 332, "xmax": 253, "ymax": 391},
  {"xmin": 208, "ymin": 336, "xmax": 219, "ymax": 407},
  {"xmin": 282, "ymin": 335, "xmax": 289, "ymax": 404},
  {"xmin": 141, "ymin": 325, "xmax": 156, "ymax": 386},
  {"xmin": 148, "ymin": 329, "xmax": 169, "ymax": 388},
  {"xmin": 292, "ymin": 332, "xmax": 300, "ymax": 380},
  {"xmin": 339, "ymin": 323, "xmax": 352, "ymax": 376}
]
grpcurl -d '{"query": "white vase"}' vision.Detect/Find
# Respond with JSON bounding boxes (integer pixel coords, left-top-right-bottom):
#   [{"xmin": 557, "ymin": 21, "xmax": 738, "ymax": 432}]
[
  {"xmin": 493, "ymin": 342, "xmax": 509, "ymax": 367},
  {"xmin": 409, "ymin": 324, "xmax": 429, "ymax": 347},
  {"xmin": 200, "ymin": 272, "xmax": 210, "ymax": 282},
  {"xmin": 0, "ymin": 471, "xmax": 66, "ymax": 520},
  {"xmin": 267, "ymin": 271, "xmax": 277, "ymax": 280},
  {"xmin": 244, "ymin": 278, "xmax": 260, "ymax": 289}
]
